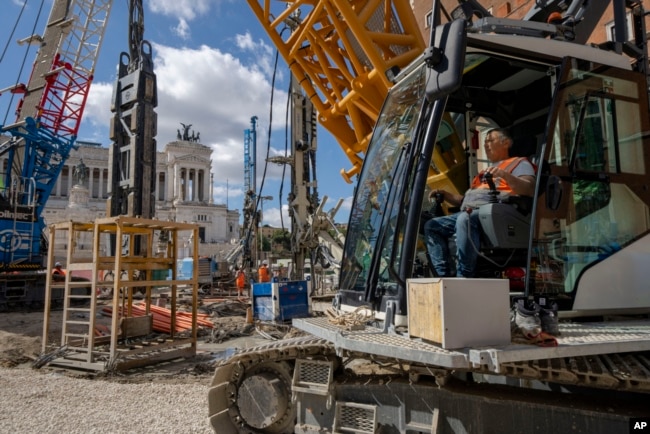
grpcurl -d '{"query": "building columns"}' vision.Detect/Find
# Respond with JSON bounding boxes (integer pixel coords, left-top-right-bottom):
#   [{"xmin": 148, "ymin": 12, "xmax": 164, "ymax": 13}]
[
  {"xmin": 173, "ymin": 163, "xmax": 179, "ymax": 200},
  {"xmin": 88, "ymin": 166, "xmax": 94, "ymax": 196},
  {"xmin": 209, "ymin": 173, "xmax": 214, "ymax": 204}
]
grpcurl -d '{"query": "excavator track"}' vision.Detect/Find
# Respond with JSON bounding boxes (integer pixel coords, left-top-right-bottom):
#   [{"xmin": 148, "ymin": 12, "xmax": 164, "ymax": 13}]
[
  {"xmin": 208, "ymin": 330, "xmax": 650, "ymax": 433},
  {"xmin": 207, "ymin": 336, "xmax": 336, "ymax": 433},
  {"xmin": 500, "ymin": 351, "xmax": 650, "ymax": 392}
]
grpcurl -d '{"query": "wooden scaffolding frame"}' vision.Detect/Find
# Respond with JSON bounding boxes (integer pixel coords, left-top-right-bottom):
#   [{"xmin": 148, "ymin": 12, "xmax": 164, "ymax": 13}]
[{"xmin": 41, "ymin": 216, "xmax": 200, "ymax": 371}]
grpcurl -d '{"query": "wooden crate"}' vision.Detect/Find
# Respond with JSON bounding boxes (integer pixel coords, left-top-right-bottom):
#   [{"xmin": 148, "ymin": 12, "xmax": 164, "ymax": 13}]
[{"xmin": 407, "ymin": 278, "xmax": 511, "ymax": 349}]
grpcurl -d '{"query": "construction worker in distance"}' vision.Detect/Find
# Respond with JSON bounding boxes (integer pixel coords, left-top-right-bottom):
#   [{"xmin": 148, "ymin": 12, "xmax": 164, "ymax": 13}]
[
  {"xmin": 52, "ymin": 262, "xmax": 66, "ymax": 279},
  {"xmin": 235, "ymin": 267, "xmax": 246, "ymax": 298},
  {"xmin": 258, "ymin": 260, "xmax": 271, "ymax": 283}
]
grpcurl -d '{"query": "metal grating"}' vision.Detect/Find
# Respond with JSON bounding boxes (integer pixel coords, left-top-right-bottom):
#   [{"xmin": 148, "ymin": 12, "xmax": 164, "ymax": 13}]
[
  {"xmin": 294, "ymin": 317, "xmax": 650, "ymax": 391},
  {"xmin": 333, "ymin": 401, "xmax": 377, "ymax": 434},
  {"xmin": 292, "ymin": 359, "xmax": 333, "ymax": 396},
  {"xmin": 347, "ymin": 3, "xmax": 409, "ymax": 71},
  {"xmin": 294, "ymin": 317, "xmax": 471, "ymax": 368}
]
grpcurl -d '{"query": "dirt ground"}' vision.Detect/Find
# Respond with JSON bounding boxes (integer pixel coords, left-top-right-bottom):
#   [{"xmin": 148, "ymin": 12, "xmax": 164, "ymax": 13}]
[
  {"xmin": 0, "ymin": 310, "xmax": 45, "ymax": 368},
  {"xmin": 0, "ymin": 298, "xmax": 270, "ymax": 383},
  {"xmin": 0, "ymin": 298, "xmax": 308, "ymax": 434}
]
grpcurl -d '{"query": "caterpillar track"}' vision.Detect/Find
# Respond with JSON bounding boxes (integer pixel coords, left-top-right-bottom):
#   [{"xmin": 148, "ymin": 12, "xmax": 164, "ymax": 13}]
[
  {"xmin": 207, "ymin": 322, "xmax": 650, "ymax": 433},
  {"xmin": 207, "ymin": 336, "xmax": 336, "ymax": 433}
]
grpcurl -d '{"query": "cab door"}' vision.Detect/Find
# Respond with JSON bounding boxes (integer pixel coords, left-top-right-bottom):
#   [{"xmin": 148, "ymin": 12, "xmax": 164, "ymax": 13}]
[{"xmin": 532, "ymin": 58, "xmax": 650, "ymax": 313}]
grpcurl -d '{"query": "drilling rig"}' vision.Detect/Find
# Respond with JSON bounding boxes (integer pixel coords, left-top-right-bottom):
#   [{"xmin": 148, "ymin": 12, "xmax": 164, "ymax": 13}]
[
  {"xmin": 0, "ymin": 0, "xmax": 113, "ymax": 309},
  {"xmin": 208, "ymin": 1, "xmax": 650, "ymax": 432}
]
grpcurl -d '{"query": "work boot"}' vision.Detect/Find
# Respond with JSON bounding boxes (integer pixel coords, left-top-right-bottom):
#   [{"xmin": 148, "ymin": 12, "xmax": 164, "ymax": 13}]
[
  {"xmin": 540, "ymin": 301, "xmax": 560, "ymax": 336},
  {"xmin": 513, "ymin": 300, "xmax": 541, "ymax": 338}
]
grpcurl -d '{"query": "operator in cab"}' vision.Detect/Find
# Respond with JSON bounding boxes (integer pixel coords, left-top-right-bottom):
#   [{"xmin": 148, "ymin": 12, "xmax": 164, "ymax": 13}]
[
  {"xmin": 258, "ymin": 260, "xmax": 271, "ymax": 283},
  {"xmin": 424, "ymin": 128, "xmax": 536, "ymax": 277}
]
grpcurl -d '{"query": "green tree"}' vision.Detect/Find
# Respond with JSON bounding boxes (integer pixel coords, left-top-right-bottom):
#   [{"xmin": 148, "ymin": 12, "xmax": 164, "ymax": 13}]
[
  {"xmin": 272, "ymin": 230, "xmax": 292, "ymax": 252},
  {"xmin": 261, "ymin": 236, "xmax": 272, "ymax": 252}
]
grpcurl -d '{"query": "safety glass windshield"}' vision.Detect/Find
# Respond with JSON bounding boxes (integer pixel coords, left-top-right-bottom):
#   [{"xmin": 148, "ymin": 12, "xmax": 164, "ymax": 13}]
[{"xmin": 339, "ymin": 64, "xmax": 427, "ymax": 292}]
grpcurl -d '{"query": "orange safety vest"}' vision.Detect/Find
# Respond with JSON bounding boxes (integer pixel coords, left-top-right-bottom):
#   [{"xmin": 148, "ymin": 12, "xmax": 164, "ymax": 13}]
[
  {"xmin": 470, "ymin": 157, "xmax": 529, "ymax": 194},
  {"xmin": 258, "ymin": 265, "xmax": 270, "ymax": 283},
  {"xmin": 236, "ymin": 270, "xmax": 246, "ymax": 288}
]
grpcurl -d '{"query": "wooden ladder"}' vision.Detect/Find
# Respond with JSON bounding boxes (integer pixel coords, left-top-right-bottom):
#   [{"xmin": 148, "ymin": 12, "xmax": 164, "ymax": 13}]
[{"xmin": 59, "ymin": 235, "xmax": 98, "ymax": 365}]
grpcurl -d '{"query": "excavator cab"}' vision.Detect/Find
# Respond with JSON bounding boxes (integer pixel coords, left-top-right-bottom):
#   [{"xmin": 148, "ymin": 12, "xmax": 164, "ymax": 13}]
[{"xmin": 337, "ymin": 16, "xmax": 650, "ymax": 326}]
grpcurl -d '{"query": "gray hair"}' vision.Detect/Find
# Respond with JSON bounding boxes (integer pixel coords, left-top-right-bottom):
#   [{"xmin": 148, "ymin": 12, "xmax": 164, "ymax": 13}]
[{"xmin": 486, "ymin": 128, "xmax": 513, "ymax": 143}]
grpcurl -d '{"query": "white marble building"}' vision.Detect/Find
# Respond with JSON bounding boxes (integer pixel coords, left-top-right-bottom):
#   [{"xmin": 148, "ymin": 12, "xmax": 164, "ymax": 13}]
[{"xmin": 3, "ymin": 137, "xmax": 240, "ymax": 258}]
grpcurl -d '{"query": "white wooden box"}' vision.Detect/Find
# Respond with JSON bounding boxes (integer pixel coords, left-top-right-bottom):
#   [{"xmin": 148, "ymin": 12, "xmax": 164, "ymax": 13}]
[{"xmin": 407, "ymin": 278, "xmax": 511, "ymax": 349}]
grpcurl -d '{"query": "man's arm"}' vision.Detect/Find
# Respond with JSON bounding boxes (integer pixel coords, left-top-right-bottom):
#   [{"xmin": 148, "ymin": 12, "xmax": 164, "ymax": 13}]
[
  {"xmin": 484, "ymin": 166, "xmax": 536, "ymax": 197},
  {"xmin": 428, "ymin": 189, "xmax": 464, "ymax": 207}
]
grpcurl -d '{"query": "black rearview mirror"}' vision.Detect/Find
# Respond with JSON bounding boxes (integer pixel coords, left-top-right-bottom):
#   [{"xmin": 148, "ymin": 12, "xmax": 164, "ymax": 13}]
[{"xmin": 425, "ymin": 19, "xmax": 467, "ymax": 102}]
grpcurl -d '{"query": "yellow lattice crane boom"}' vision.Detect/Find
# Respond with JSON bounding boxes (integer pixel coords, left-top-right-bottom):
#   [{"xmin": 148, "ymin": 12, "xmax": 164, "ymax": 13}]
[{"xmin": 247, "ymin": 0, "xmax": 425, "ymax": 183}]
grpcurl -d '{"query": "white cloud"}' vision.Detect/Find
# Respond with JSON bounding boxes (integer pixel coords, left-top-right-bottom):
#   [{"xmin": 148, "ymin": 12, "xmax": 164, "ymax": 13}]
[
  {"xmin": 234, "ymin": 33, "xmax": 256, "ymax": 51},
  {"xmin": 172, "ymin": 18, "xmax": 190, "ymax": 40},
  {"xmin": 261, "ymin": 203, "xmax": 290, "ymax": 229},
  {"xmin": 84, "ymin": 41, "xmax": 289, "ymax": 206},
  {"xmin": 83, "ymin": 82, "xmax": 114, "ymax": 141},
  {"xmin": 147, "ymin": 0, "xmax": 229, "ymax": 41},
  {"xmin": 146, "ymin": 0, "xmax": 213, "ymax": 21},
  {"xmin": 234, "ymin": 32, "xmax": 277, "ymax": 78}
]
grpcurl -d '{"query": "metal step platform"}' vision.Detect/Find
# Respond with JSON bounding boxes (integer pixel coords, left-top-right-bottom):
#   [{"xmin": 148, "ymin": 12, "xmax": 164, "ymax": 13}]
[{"xmin": 293, "ymin": 316, "xmax": 650, "ymax": 391}]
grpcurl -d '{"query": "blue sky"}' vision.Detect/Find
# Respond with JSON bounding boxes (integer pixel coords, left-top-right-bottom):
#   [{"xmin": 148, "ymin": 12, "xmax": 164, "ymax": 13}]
[{"xmin": 0, "ymin": 0, "xmax": 355, "ymax": 227}]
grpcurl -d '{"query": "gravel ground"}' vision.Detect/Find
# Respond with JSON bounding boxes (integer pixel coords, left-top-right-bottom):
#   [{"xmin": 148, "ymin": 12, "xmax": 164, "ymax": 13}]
[
  {"xmin": 0, "ymin": 366, "xmax": 214, "ymax": 434},
  {"xmin": 0, "ymin": 303, "xmax": 275, "ymax": 434}
]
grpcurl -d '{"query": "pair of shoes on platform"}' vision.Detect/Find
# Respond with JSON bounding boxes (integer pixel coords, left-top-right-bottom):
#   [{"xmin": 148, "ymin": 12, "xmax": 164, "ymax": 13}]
[{"xmin": 512, "ymin": 299, "xmax": 559, "ymax": 338}]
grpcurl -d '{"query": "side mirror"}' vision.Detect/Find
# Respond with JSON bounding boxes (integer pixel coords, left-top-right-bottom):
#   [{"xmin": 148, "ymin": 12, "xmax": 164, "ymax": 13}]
[
  {"xmin": 425, "ymin": 19, "xmax": 467, "ymax": 102},
  {"xmin": 546, "ymin": 175, "xmax": 563, "ymax": 211}
]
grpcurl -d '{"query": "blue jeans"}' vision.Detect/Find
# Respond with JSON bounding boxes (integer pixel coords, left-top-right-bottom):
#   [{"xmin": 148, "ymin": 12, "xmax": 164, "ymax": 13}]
[{"xmin": 424, "ymin": 209, "xmax": 481, "ymax": 277}]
